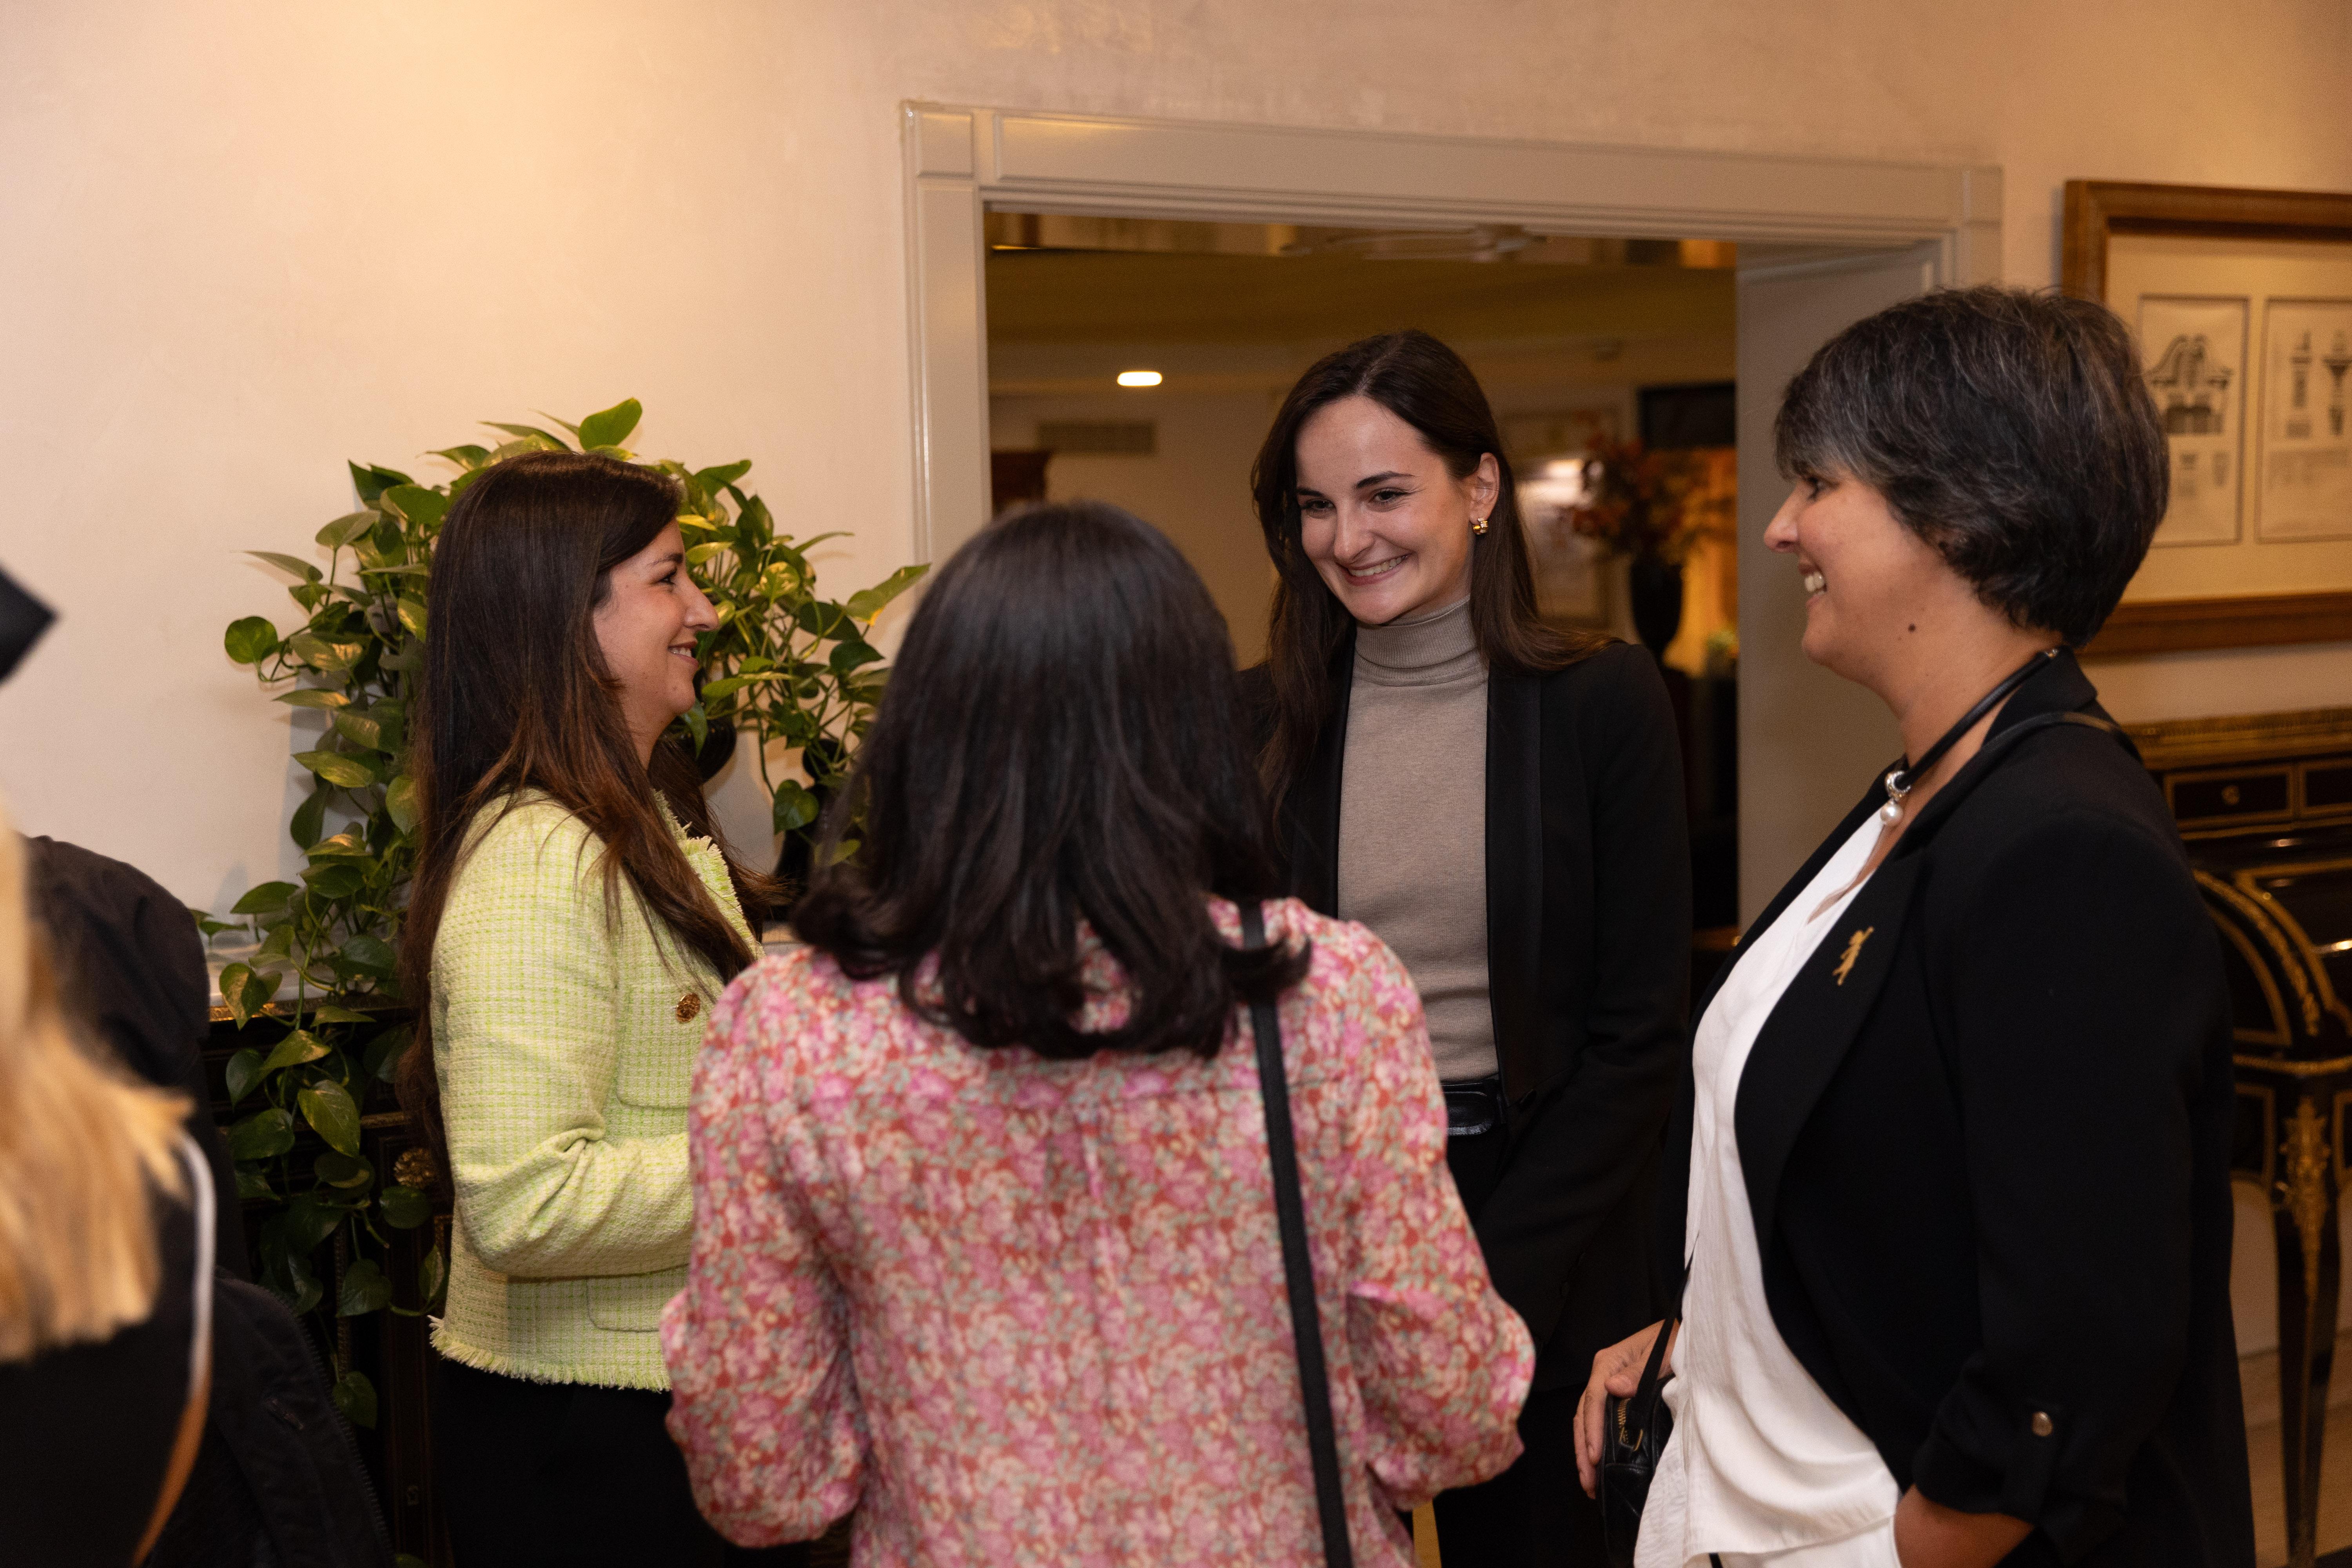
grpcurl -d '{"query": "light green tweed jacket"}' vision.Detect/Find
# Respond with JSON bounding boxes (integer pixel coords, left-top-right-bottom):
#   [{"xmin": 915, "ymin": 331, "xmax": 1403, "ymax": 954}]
[{"xmin": 428, "ymin": 791, "xmax": 752, "ymax": 1390}]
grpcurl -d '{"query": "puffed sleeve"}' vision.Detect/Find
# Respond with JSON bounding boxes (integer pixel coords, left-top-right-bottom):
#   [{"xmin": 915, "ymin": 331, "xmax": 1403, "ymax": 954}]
[
  {"xmin": 1474, "ymin": 644, "xmax": 1691, "ymax": 1346},
  {"xmin": 664, "ymin": 957, "xmax": 863, "ymax": 1545},
  {"xmin": 434, "ymin": 804, "xmax": 691, "ymax": 1278},
  {"xmin": 1907, "ymin": 809, "xmax": 2225, "ymax": 1557},
  {"xmin": 1327, "ymin": 926, "xmax": 1535, "ymax": 1508}
]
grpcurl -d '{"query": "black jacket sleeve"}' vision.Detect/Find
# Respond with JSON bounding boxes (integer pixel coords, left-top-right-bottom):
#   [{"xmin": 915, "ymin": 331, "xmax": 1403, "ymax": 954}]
[
  {"xmin": 1908, "ymin": 808, "xmax": 2222, "ymax": 1557},
  {"xmin": 1474, "ymin": 648, "xmax": 1690, "ymax": 1348}
]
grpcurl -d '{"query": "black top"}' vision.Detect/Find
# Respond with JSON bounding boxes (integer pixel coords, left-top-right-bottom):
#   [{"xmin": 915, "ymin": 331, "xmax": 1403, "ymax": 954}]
[
  {"xmin": 1244, "ymin": 635, "xmax": 1692, "ymax": 1387},
  {"xmin": 26, "ymin": 835, "xmax": 247, "ymax": 1278},
  {"xmin": 1660, "ymin": 651, "xmax": 2253, "ymax": 1564},
  {"xmin": 0, "ymin": 1183, "xmax": 200, "ymax": 1566}
]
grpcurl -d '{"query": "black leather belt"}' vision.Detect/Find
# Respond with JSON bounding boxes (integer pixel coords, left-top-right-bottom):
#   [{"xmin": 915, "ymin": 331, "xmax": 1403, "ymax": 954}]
[{"xmin": 1441, "ymin": 1073, "xmax": 1505, "ymax": 1138}]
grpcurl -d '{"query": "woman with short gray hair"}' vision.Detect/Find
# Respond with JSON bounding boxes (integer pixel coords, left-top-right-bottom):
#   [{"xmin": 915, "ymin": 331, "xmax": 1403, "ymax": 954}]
[{"xmin": 1575, "ymin": 286, "xmax": 2253, "ymax": 1568}]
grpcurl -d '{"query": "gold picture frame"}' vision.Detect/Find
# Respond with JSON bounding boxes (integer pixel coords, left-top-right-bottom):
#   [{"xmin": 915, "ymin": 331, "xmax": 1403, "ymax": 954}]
[{"xmin": 2064, "ymin": 180, "xmax": 2352, "ymax": 657}]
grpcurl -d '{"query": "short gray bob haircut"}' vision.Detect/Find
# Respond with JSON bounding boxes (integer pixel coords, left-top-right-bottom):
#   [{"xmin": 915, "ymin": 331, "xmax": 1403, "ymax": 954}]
[{"xmin": 1774, "ymin": 285, "xmax": 2168, "ymax": 648}]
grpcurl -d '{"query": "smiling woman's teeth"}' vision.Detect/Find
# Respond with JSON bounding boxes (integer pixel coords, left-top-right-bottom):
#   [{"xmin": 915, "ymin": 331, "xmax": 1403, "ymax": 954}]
[
  {"xmin": 1348, "ymin": 557, "xmax": 1406, "ymax": 581},
  {"xmin": 1802, "ymin": 571, "xmax": 1826, "ymax": 596}
]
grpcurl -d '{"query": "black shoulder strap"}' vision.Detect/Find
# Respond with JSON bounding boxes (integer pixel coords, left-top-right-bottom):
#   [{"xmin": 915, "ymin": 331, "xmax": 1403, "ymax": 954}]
[
  {"xmin": 1243, "ymin": 901, "xmax": 1355, "ymax": 1568},
  {"xmin": 1981, "ymin": 708, "xmax": 2142, "ymax": 765}
]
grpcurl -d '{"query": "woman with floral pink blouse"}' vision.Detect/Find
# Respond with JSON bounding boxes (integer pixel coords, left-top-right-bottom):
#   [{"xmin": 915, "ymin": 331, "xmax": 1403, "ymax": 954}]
[{"xmin": 662, "ymin": 499, "xmax": 1532, "ymax": 1564}]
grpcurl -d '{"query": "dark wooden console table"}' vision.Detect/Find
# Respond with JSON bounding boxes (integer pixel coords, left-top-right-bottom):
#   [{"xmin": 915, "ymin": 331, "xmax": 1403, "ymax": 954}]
[{"xmin": 2132, "ymin": 706, "xmax": 2352, "ymax": 1568}]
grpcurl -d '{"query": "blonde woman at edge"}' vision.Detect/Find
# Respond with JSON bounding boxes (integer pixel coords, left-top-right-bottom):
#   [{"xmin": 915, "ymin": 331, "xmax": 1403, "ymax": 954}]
[
  {"xmin": 394, "ymin": 451, "xmax": 797, "ymax": 1567},
  {"xmin": 0, "ymin": 799, "xmax": 216, "ymax": 1566}
]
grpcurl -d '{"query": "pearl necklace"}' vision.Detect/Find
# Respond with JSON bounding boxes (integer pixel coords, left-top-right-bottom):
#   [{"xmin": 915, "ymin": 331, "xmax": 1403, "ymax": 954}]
[{"xmin": 1878, "ymin": 649, "xmax": 2061, "ymax": 826}]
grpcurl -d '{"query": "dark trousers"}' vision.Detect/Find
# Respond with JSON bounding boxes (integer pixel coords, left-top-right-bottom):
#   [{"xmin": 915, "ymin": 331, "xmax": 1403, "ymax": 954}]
[
  {"xmin": 1430, "ymin": 1125, "xmax": 1610, "ymax": 1567},
  {"xmin": 430, "ymin": 1354, "xmax": 811, "ymax": 1568}
]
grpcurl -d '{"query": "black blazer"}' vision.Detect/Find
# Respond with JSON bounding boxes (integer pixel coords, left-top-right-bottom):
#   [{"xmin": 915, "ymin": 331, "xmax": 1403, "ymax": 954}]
[
  {"xmin": 1660, "ymin": 652, "xmax": 2252, "ymax": 1565},
  {"xmin": 1244, "ymin": 635, "xmax": 1691, "ymax": 1388}
]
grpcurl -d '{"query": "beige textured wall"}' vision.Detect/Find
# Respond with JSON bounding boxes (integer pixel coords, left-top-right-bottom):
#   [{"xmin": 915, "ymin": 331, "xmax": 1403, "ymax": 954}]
[{"xmin": 4, "ymin": 0, "xmax": 2351, "ymax": 905}]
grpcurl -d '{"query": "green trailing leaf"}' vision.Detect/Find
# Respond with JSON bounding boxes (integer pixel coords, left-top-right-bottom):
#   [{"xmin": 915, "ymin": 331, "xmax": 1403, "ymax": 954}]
[
  {"xmin": 284, "ymin": 1193, "xmax": 343, "ymax": 1253},
  {"xmin": 680, "ymin": 703, "xmax": 708, "ymax": 752},
  {"xmin": 232, "ymin": 880, "xmax": 299, "ymax": 915},
  {"xmin": 339, "ymin": 933, "xmax": 397, "ymax": 977},
  {"xmin": 227, "ymin": 1107, "xmax": 296, "ymax": 1161},
  {"xmin": 225, "ymin": 1047, "xmax": 266, "ymax": 1106},
  {"xmin": 379, "ymin": 1183, "xmax": 433, "ymax": 1230},
  {"xmin": 234, "ymin": 1166, "xmax": 277, "ymax": 1203},
  {"xmin": 698, "ymin": 675, "xmax": 753, "ymax": 702},
  {"xmin": 260, "ymin": 1028, "xmax": 329, "ymax": 1075},
  {"xmin": 347, "ymin": 463, "xmax": 412, "ymax": 506},
  {"xmin": 275, "ymin": 688, "xmax": 352, "ymax": 711},
  {"xmin": 484, "ymin": 421, "xmax": 572, "ymax": 450},
  {"xmin": 577, "ymin": 397, "xmax": 643, "ymax": 450},
  {"xmin": 224, "ymin": 616, "xmax": 279, "ymax": 665},
  {"xmin": 250, "ymin": 550, "xmax": 323, "ymax": 583},
  {"xmin": 418, "ymin": 1244, "xmax": 447, "ymax": 1311},
  {"xmin": 694, "ymin": 459, "xmax": 753, "ymax": 491},
  {"xmin": 337, "ymin": 1258, "xmax": 392, "ymax": 1318},
  {"xmin": 290, "ymin": 786, "xmax": 330, "ymax": 851},
  {"xmin": 378, "ymin": 485, "xmax": 448, "ymax": 532},
  {"xmin": 329, "ymin": 709, "xmax": 383, "ymax": 750},
  {"xmin": 299, "ymin": 1080, "xmax": 363, "ymax": 1156},
  {"xmin": 287, "ymin": 632, "xmax": 363, "ymax": 673},
  {"xmin": 295, "ymin": 750, "xmax": 377, "ymax": 788},
  {"xmin": 303, "ymin": 861, "xmax": 364, "ymax": 899},
  {"xmin": 220, "ymin": 962, "xmax": 258, "ymax": 1027},
  {"xmin": 773, "ymin": 780, "xmax": 819, "ymax": 834},
  {"xmin": 316, "ymin": 1151, "xmax": 374, "ymax": 1190},
  {"xmin": 395, "ymin": 596, "xmax": 426, "ymax": 638},
  {"xmin": 385, "ymin": 773, "xmax": 419, "ymax": 833},
  {"xmin": 844, "ymin": 563, "xmax": 928, "ymax": 622},
  {"xmin": 431, "ymin": 444, "xmax": 491, "ymax": 470},
  {"xmin": 332, "ymin": 1368, "xmax": 378, "ymax": 1428},
  {"xmin": 316, "ymin": 510, "xmax": 379, "ymax": 549},
  {"xmin": 829, "ymin": 640, "xmax": 882, "ymax": 674},
  {"xmin": 307, "ymin": 1003, "xmax": 374, "ymax": 1025}
]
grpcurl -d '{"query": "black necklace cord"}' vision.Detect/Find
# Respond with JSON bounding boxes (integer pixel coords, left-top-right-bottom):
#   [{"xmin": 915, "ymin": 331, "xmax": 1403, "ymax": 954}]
[{"xmin": 1879, "ymin": 648, "xmax": 2060, "ymax": 822}]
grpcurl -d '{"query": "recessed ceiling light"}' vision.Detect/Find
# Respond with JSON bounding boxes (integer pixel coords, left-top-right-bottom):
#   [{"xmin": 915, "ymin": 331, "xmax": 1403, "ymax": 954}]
[{"xmin": 1116, "ymin": 370, "xmax": 1163, "ymax": 387}]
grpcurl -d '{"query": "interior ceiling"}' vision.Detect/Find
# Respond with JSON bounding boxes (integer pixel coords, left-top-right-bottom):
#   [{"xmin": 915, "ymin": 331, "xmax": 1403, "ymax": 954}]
[
  {"xmin": 987, "ymin": 249, "xmax": 1737, "ymax": 348},
  {"xmin": 984, "ymin": 213, "xmax": 1738, "ymax": 352}
]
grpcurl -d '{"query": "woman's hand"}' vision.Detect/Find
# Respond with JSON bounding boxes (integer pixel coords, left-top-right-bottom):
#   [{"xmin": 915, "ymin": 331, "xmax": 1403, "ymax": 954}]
[
  {"xmin": 1891, "ymin": 1486, "xmax": 2031, "ymax": 1567},
  {"xmin": 1573, "ymin": 1319, "xmax": 1675, "ymax": 1496}
]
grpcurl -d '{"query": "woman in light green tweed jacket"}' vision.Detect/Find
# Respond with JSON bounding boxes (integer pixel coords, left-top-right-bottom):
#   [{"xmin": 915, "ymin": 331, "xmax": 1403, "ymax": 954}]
[{"xmin": 394, "ymin": 450, "xmax": 794, "ymax": 1567}]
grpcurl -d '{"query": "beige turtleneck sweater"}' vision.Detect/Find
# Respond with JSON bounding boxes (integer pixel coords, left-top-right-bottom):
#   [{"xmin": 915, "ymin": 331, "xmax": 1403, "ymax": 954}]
[{"xmin": 1336, "ymin": 597, "xmax": 1495, "ymax": 1082}]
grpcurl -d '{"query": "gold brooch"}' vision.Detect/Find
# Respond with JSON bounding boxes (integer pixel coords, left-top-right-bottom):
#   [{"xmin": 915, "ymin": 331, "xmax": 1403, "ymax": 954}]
[
  {"xmin": 1832, "ymin": 927, "xmax": 1875, "ymax": 987},
  {"xmin": 675, "ymin": 993, "xmax": 703, "ymax": 1023}
]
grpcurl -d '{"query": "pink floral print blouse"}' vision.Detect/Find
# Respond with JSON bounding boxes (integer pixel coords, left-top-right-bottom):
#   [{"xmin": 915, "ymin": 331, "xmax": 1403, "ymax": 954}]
[{"xmin": 662, "ymin": 898, "xmax": 1533, "ymax": 1566}]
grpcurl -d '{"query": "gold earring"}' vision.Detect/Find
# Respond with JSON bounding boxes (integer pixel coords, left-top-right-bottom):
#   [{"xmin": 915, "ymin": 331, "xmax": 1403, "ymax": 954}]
[{"xmin": 1470, "ymin": 516, "xmax": 1490, "ymax": 536}]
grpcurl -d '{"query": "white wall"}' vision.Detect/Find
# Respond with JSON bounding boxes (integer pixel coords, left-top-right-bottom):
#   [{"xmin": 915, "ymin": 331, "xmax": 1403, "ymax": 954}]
[{"xmin": 4, "ymin": 0, "xmax": 2351, "ymax": 907}]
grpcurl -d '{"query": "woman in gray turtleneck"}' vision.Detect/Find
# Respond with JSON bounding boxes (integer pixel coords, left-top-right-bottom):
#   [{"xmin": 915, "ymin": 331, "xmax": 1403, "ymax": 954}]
[{"xmin": 1241, "ymin": 330, "xmax": 1691, "ymax": 1568}]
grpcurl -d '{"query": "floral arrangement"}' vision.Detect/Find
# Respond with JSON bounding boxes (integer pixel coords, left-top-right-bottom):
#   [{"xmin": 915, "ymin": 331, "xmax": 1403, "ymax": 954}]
[{"xmin": 1563, "ymin": 430, "xmax": 1735, "ymax": 565}]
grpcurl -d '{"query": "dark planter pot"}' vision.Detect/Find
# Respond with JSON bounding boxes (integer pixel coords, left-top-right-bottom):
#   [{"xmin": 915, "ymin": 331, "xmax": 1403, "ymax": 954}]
[
  {"xmin": 1628, "ymin": 554, "xmax": 1685, "ymax": 655},
  {"xmin": 691, "ymin": 720, "xmax": 737, "ymax": 781}
]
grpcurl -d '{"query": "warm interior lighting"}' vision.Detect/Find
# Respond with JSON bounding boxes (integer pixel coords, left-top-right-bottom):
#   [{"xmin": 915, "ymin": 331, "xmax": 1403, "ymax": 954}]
[{"xmin": 1116, "ymin": 370, "xmax": 1163, "ymax": 387}]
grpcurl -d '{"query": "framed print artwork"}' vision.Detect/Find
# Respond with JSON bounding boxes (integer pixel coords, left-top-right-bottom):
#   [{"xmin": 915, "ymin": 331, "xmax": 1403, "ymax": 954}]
[{"xmin": 2064, "ymin": 180, "xmax": 2352, "ymax": 656}]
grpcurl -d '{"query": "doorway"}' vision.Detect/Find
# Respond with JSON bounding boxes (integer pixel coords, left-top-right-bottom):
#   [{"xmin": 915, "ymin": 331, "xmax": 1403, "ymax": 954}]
[{"xmin": 903, "ymin": 102, "xmax": 1999, "ymax": 925}]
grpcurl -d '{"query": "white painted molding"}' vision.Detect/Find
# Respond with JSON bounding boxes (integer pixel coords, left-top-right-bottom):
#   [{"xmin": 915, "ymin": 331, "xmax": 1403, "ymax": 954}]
[{"xmin": 901, "ymin": 102, "xmax": 2004, "ymax": 562}]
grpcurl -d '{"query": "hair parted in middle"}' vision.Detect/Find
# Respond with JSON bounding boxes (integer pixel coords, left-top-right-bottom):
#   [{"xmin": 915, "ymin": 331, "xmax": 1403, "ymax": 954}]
[
  {"xmin": 792, "ymin": 499, "xmax": 1309, "ymax": 1060},
  {"xmin": 394, "ymin": 448, "xmax": 774, "ymax": 1186},
  {"xmin": 1249, "ymin": 328, "xmax": 1605, "ymax": 811}
]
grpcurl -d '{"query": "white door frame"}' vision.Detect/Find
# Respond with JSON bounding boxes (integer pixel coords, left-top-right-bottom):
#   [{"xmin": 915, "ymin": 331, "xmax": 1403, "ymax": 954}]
[{"xmin": 900, "ymin": 101, "xmax": 2002, "ymax": 560}]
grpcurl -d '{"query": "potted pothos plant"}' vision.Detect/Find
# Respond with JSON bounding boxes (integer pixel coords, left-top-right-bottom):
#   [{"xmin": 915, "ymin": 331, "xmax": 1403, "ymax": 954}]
[{"xmin": 200, "ymin": 398, "xmax": 922, "ymax": 1435}]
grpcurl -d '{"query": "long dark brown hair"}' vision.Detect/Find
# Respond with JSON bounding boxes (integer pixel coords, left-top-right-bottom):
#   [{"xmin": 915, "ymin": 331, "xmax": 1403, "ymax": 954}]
[
  {"xmin": 793, "ymin": 500, "xmax": 1308, "ymax": 1059},
  {"xmin": 395, "ymin": 450, "xmax": 774, "ymax": 1185},
  {"xmin": 1250, "ymin": 329, "xmax": 1604, "ymax": 808}
]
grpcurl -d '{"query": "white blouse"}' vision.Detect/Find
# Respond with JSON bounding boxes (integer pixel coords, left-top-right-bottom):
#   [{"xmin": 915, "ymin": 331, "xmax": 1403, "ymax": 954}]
[{"xmin": 1636, "ymin": 813, "xmax": 1903, "ymax": 1568}]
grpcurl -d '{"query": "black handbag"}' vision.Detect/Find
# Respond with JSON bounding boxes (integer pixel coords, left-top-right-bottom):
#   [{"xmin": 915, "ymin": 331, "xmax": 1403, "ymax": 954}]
[
  {"xmin": 1242, "ymin": 901, "xmax": 1356, "ymax": 1568},
  {"xmin": 1597, "ymin": 1317, "xmax": 1677, "ymax": 1568}
]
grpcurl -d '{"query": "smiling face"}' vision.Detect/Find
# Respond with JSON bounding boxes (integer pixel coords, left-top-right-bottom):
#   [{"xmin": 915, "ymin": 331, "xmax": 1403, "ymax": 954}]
[
  {"xmin": 1764, "ymin": 468, "xmax": 1983, "ymax": 689},
  {"xmin": 592, "ymin": 521, "xmax": 717, "ymax": 764},
  {"xmin": 1293, "ymin": 395, "xmax": 1497, "ymax": 626}
]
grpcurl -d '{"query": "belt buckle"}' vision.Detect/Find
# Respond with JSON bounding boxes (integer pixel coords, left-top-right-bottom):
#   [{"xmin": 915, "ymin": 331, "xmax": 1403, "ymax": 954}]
[{"xmin": 1442, "ymin": 1076, "xmax": 1503, "ymax": 1138}]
